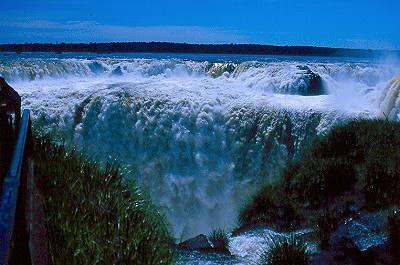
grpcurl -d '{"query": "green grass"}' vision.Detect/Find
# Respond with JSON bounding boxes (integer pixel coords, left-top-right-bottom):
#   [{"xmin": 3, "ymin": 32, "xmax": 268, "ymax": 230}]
[
  {"xmin": 258, "ymin": 236, "xmax": 310, "ymax": 265},
  {"xmin": 240, "ymin": 119, "xmax": 400, "ymax": 232},
  {"xmin": 33, "ymin": 135, "xmax": 174, "ymax": 265},
  {"xmin": 208, "ymin": 228, "xmax": 230, "ymax": 253}
]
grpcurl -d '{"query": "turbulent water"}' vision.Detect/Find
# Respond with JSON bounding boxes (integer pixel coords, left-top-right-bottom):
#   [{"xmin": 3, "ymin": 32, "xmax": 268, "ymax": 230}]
[{"xmin": 1, "ymin": 52, "xmax": 399, "ymax": 243}]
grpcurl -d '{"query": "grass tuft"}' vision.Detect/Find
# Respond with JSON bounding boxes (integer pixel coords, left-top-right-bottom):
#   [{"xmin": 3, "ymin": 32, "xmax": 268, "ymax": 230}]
[
  {"xmin": 208, "ymin": 228, "xmax": 230, "ymax": 253},
  {"xmin": 33, "ymin": 135, "xmax": 174, "ymax": 265},
  {"xmin": 258, "ymin": 236, "xmax": 310, "ymax": 265}
]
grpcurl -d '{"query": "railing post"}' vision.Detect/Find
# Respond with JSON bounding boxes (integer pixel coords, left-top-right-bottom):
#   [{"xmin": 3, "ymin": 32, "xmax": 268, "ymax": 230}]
[
  {"xmin": 0, "ymin": 77, "xmax": 21, "ymax": 128},
  {"xmin": 0, "ymin": 77, "xmax": 21, "ymax": 179}
]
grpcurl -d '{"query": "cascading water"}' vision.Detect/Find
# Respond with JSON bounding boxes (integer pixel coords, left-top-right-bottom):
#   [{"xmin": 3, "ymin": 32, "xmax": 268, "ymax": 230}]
[
  {"xmin": 1, "ymin": 52, "xmax": 398, "ymax": 242},
  {"xmin": 380, "ymin": 75, "xmax": 400, "ymax": 119}
]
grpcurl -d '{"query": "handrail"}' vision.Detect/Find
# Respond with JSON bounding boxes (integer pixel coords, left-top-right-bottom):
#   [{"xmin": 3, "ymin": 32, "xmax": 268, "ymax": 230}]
[{"xmin": 0, "ymin": 109, "xmax": 31, "ymax": 265}]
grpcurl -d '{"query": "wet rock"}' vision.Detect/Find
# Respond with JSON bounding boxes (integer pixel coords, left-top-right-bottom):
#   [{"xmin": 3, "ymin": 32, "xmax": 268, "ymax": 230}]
[
  {"xmin": 313, "ymin": 212, "xmax": 393, "ymax": 265},
  {"xmin": 307, "ymin": 71, "xmax": 324, "ymax": 95},
  {"xmin": 177, "ymin": 234, "xmax": 231, "ymax": 255},
  {"xmin": 111, "ymin": 66, "xmax": 123, "ymax": 76},
  {"xmin": 357, "ymin": 212, "xmax": 387, "ymax": 234},
  {"xmin": 295, "ymin": 66, "xmax": 325, "ymax": 96},
  {"xmin": 210, "ymin": 239, "xmax": 231, "ymax": 255},
  {"xmin": 277, "ymin": 66, "xmax": 325, "ymax": 96},
  {"xmin": 360, "ymin": 243, "xmax": 400, "ymax": 265},
  {"xmin": 87, "ymin": 61, "xmax": 106, "ymax": 74},
  {"xmin": 331, "ymin": 214, "xmax": 387, "ymax": 252},
  {"xmin": 317, "ymin": 236, "xmax": 361, "ymax": 265},
  {"xmin": 314, "ymin": 239, "xmax": 399, "ymax": 265},
  {"xmin": 207, "ymin": 63, "xmax": 236, "ymax": 78},
  {"xmin": 177, "ymin": 234, "xmax": 212, "ymax": 251}
]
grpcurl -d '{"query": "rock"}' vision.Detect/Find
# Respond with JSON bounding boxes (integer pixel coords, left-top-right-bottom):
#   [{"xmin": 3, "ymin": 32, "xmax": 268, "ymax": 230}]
[
  {"xmin": 360, "ymin": 243, "xmax": 400, "ymax": 265},
  {"xmin": 296, "ymin": 66, "xmax": 325, "ymax": 96},
  {"xmin": 330, "ymin": 214, "xmax": 387, "ymax": 252},
  {"xmin": 304, "ymin": 70, "xmax": 324, "ymax": 96},
  {"xmin": 358, "ymin": 212, "xmax": 387, "ymax": 234},
  {"xmin": 207, "ymin": 63, "xmax": 236, "ymax": 78},
  {"xmin": 88, "ymin": 61, "xmax": 106, "ymax": 74},
  {"xmin": 177, "ymin": 234, "xmax": 231, "ymax": 255},
  {"xmin": 313, "ymin": 236, "xmax": 359, "ymax": 264},
  {"xmin": 278, "ymin": 66, "xmax": 325, "ymax": 96},
  {"xmin": 111, "ymin": 66, "xmax": 123, "ymax": 76},
  {"xmin": 210, "ymin": 239, "xmax": 231, "ymax": 255},
  {"xmin": 315, "ymin": 239, "xmax": 399, "ymax": 265},
  {"xmin": 313, "ymin": 212, "xmax": 396, "ymax": 265},
  {"xmin": 177, "ymin": 234, "xmax": 212, "ymax": 251}
]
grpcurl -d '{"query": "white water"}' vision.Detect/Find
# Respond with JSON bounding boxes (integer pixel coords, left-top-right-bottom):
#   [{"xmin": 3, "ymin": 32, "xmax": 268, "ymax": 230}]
[
  {"xmin": 1, "ymin": 53, "xmax": 399, "ymax": 242},
  {"xmin": 176, "ymin": 227, "xmax": 317, "ymax": 265}
]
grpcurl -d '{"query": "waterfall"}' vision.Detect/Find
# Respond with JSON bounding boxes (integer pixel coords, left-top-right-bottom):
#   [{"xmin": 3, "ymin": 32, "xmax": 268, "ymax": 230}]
[
  {"xmin": 2, "ymin": 53, "xmax": 398, "ymax": 239},
  {"xmin": 380, "ymin": 76, "xmax": 400, "ymax": 120}
]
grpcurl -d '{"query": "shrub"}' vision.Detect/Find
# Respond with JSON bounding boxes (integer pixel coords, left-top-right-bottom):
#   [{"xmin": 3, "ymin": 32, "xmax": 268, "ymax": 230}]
[
  {"xmin": 34, "ymin": 135, "xmax": 174, "ymax": 265},
  {"xmin": 387, "ymin": 209, "xmax": 400, "ymax": 256},
  {"xmin": 362, "ymin": 152, "xmax": 400, "ymax": 208},
  {"xmin": 292, "ymin": 119, "xmax": 400, "ymax": 209},
  {"xmin": 239, "ymin": 185, "xmax": 302, "ymax": 231},
  {"xmin": 285, "ymin": 158, "xmax": 356, "ymax": 207},
  {"xmin": 258, "ymin": 236, "xmax": 310, "ymax": 265},
  {"xmin": 241, "ymin": 119, "xmax": 400, "ymax": 230}
]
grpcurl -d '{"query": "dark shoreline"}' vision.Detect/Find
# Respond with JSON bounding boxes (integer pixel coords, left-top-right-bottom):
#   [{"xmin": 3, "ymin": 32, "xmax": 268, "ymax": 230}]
[{"xmin": 1, "ymin": 42, "xmax": 399, "ymax": 57}]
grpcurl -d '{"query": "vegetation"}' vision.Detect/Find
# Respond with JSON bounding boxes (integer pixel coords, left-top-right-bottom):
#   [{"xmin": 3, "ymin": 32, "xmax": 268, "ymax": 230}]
[
  {"xmin": 239, "ymin": 184, "xmax": 303, "ymax": 231},
  {"xmin": 387, "ymin": 209, "xmax": 400, "ymax": 256},
  {"xmin": 33, "ymin": 135, "xmax": 174, "ymax": 265},
  {"xmin": 240, "ymin": 119, "xmax": 400, "ymax": 232},
  {"xmin": 0, "ymin": 42, "xmax": 390, "ymax": 57},
  {"xmin": 208, "ymin": 228, "xmax": 230, "ymax": 253},
  {"xmin": 258, "ymin": 236, "xmax": 310, "ymax": 265}
]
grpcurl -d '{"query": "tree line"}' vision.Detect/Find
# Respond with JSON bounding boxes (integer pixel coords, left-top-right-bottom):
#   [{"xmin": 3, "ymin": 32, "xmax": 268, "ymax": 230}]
[{"xmin": 0, "ymin": 42, "xmax": 396, "ymax": 57}]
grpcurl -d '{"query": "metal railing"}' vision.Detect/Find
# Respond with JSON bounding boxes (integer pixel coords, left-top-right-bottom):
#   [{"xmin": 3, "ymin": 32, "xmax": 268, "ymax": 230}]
[
  {"xmin": 0, "ymin": 78, "xmax": 47, "ymax": 265},
  {"xmin": 0, "ymin": 110, "xmax": 32, "ymax": 265}
]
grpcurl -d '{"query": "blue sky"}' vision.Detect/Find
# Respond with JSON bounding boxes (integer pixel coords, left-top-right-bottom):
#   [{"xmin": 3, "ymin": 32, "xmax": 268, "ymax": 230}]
[{"xmin": 1, "ymin": 0, "xmax": 399, "ymax": 49}]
